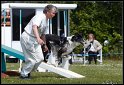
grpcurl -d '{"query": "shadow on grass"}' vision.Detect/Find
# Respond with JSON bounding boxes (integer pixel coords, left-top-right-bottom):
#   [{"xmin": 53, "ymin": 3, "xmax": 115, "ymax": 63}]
[
  {"xmin": 4, "ymin": 71, "xmax": 20, "ymax": 76},
  {"xmin": 1, "ymin": 71, "xmax": 20, "ymax": 78}
]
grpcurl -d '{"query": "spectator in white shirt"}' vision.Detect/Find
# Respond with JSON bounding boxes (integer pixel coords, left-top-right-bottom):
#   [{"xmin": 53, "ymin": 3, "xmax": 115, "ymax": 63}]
[{"xmin": 83, "ymin": 33, "xmax": 102, "ymax": 64}]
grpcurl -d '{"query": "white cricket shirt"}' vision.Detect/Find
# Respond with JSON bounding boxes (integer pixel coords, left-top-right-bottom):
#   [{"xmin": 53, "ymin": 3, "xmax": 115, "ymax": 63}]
[{"xmin": 24, "ymin": 13, "xmax": 48, "ymax": 37}]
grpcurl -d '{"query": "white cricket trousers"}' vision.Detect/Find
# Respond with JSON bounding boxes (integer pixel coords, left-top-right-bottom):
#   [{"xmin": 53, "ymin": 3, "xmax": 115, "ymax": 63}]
[{"xmin": 20, "ymin": 31, "xmax": 44, "ymax": 77}]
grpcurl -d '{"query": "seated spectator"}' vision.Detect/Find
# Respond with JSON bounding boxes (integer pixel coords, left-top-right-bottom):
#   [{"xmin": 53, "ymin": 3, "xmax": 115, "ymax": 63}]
[{"xmin": 83, "ymin": 33, "xmax": 102, "ymax": 64}]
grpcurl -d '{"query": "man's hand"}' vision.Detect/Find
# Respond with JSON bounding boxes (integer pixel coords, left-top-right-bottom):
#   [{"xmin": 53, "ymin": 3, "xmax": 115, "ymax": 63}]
[{"xmin": 37, "ymin": 38, "xmax": 44, "ymax": 45}]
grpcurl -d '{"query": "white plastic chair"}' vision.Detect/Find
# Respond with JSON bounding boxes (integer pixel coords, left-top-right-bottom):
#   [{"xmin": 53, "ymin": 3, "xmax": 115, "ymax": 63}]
[{"xmin": 83, "ymin": 48, "xmax": 102, "ymax": 65}]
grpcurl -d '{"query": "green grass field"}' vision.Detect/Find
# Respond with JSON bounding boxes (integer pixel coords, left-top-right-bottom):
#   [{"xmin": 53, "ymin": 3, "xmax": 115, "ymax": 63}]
[{"xmin": 1, "ymin": 59, "xmax": 123, "ymax": 84}]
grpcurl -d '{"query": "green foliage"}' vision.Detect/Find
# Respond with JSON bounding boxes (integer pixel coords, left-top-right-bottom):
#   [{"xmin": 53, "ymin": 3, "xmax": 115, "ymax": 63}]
[{"xmin": 70, "ymin": 1, "xmax": 123, "ymax": 54}]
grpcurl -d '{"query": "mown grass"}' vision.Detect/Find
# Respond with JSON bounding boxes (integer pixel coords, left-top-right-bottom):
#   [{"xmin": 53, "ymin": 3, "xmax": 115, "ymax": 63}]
[{"xmin": 1, "ymin": 59, "xmax": 123, "ymax": 84}]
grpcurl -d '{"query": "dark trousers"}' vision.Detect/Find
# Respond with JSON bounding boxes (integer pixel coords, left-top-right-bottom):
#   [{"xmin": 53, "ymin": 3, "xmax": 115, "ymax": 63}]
[{"xmin": 88, "ymin": 51, "xmax": 98, "ymax": 64}]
